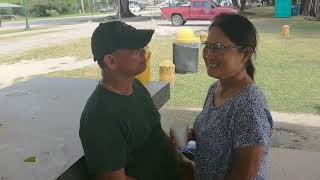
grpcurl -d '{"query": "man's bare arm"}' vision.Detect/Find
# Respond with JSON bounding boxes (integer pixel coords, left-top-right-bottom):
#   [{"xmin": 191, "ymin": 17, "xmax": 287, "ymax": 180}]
[{"xmin": 97, "ymin": 168, "xmax": 135, "ymax": 180}]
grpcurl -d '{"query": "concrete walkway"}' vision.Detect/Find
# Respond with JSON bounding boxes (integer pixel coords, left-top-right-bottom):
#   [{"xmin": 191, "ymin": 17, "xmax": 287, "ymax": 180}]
[
  {"xmin": 269, "ymin": 148, "xmax": 320, "ymax": 180},
  {"xmin": 0, "ymin": 57, "xmax": 95, "ymax": 89}
]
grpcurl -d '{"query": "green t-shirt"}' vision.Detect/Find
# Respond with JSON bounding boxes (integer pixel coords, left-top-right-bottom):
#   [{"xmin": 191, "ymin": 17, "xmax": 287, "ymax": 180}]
[{"xmin": 79, "ymin": 80, "xmax": 181, "ymax": 180}]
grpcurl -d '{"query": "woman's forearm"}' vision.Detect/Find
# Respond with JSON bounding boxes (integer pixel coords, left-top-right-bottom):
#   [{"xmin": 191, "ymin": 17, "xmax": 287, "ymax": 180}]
[
  {"xmin": 224, "ymin": 171, "xmax": 255, "ymax": 180},
  {"xmin": 224, "ymin": 146, "xmax": 264, "ymax": 180}
]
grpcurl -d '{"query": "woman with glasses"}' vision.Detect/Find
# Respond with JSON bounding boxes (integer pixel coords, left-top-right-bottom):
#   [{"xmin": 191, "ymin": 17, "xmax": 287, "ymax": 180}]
[{"xmin": 190, "ymin": 14, "xmax": 273, "ymax": 180}]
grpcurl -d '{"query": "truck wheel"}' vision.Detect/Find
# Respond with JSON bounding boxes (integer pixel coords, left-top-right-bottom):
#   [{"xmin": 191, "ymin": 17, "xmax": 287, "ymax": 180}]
[{"xmin": 171, "ymin": 15, "xmax": 183, "ymax": 26}]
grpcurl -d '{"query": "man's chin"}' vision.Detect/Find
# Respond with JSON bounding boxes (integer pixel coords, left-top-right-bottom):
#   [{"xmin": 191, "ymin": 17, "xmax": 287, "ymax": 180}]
[
  {"xmin": 207, "ymin": 69, "xmax": 217, "ymax": 78},
  {"xmin": 134, "ymin": 67, "xmax": 146, "ymax": 76},
  {"xmin": 140, "ymin": 63, "xmax": 147, "ymax": 71}
]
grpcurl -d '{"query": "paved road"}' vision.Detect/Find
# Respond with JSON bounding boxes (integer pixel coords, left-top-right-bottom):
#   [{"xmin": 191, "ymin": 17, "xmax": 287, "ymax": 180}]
[
  {"xmin": 0, "ymin": 15, "xmax": 107, "ymax": 30},
  {"xmin": 0, "ymin": 18, "xmax": 211, "ymax": 56},
  {"xmin": 0, "ymin": 6, "xmax": 161, "ymax": 30}
]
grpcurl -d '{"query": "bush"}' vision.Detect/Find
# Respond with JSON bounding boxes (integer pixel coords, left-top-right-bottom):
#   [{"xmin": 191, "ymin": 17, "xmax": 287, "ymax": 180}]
[
  {"xmin": 46, "ymin": 9, "xmax": 59, "ymax": 16},
  {"xmin": 30, "ymin": 4, "xmax": 52, "ymax": 17},
  {"xmin": 30, "ymin": 2, "xmax": 74, "ymax": 17},
  {"xmin": 60, "ymin": 3, "xmax": 74, "ymax": 14}
]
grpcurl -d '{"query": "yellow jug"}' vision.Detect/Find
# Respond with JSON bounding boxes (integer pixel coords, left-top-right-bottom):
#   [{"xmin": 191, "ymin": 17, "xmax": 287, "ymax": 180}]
[
  {"xmin": 136, "ymin": 46, "xmax": 151, "ymax": 85},
  {"xmin": 282, "ymin": 25, "xmax": 290, "ymax": 38},
  {"xmin": 159, "ymin": 60, "xmax": 175, "ymax": 86}
]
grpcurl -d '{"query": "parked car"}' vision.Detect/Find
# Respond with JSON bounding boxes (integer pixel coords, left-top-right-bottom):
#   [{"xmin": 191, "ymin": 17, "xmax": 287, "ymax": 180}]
[
  {"xmin": 176, "ymin": 2, "xmax": 191, "ymax": 6},
  {"xmin": 160, "ymin": 0, "xmax": 238, "ymax": 26},
  {"xmin": 0, "ymin": 14, "xmax": 16, "ymax": 20},
  {"xmin": 99, "ymin": 6, "xmax": 114, "ymax": 13},
  {"xmin": 160, "ymin": 1, "xmax": 189, "ymax": 8},
  {"xmin": 245, "ymin": 0, "xmax": 262, "ymax": 8},
  {"xmin": 160, "ymin": 2, "xmax": 169, "ymax": 8},
  {"xmin": 220, "ymin": 0, "xmax": 232, "ymax": 6},
  {"xmin": 129, "ymin": 3, "xmax": 141, "ymax": 12},
  {"xmin": 130, "ymin": 0, "xmax": 147, "ymax": 10}
]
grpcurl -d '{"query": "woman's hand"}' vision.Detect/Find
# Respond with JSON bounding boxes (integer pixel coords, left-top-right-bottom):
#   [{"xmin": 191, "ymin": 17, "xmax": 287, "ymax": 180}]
[
  {"xmin": 170, "ymin": 128, "xmax": 195, "ymax": 148},
  {"xmin": 170, "ymin": 129, "xmax": 195, "ymax": 180}
]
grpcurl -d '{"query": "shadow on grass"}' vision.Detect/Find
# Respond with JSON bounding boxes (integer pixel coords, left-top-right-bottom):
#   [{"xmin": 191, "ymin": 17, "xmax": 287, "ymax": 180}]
[
  {"xmin": 242, "ymin": 6, "xmax": 276, "ymax": 18},
  {"xmin": 314, "ymin": 105, "xmax": 320, "ymax": 115},
  {"xmin": 241, "ymin": 11, "xmax": 274, "ymax": 18}
]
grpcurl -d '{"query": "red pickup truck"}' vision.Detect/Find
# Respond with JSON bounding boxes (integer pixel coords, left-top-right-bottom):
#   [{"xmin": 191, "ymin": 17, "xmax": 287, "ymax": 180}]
[{"xmin": 160, "ymin": 0, "xmax": 238, "ymax": 26}]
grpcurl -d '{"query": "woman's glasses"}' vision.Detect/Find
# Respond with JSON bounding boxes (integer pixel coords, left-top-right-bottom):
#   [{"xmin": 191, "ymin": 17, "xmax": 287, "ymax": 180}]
[{"xmin": 202, "ymin": 41, "xmax": 244, "ymax": 54}]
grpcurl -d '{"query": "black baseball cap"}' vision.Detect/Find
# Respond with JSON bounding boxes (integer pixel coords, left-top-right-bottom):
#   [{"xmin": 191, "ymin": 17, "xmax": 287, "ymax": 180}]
[{"xmin": 91, "ymin": 21, "xmax": 155, "ymax": 62}]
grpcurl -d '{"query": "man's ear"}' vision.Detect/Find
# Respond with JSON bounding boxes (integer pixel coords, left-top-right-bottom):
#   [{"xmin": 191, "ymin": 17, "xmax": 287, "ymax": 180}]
[
  {"xmin": 103, "ymin": 54, "xmax": 117, "ymax": 70},
  {"xmin": 241, "ymin": 47, "xmax": 254, "ymax": 65}
]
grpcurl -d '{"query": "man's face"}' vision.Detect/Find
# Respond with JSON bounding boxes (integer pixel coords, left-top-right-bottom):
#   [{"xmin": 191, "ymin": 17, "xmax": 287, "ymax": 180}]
[{"xmin": 111, "ymin": 48, "xmax": 147, "ymax": 77}]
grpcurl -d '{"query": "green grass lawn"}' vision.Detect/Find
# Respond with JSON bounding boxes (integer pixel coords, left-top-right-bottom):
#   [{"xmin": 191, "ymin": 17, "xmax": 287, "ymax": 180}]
[
  {"xmin": 48, "ymin": 20, "xmax": 320, "ymax": 114},
  {"xmin": 3, "ymin": 7, "xmax": 320, "ymax": 114},
  {"xmin": 0, "ymin": 38, "xmax": 92, "ymax": 64},
  {"xmin": 47, "ymin": 24, "xmax": 320, "ymax": 114}
]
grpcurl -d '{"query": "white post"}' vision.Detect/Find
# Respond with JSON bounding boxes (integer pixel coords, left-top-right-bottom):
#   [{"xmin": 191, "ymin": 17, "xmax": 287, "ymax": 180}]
[
  {"xmin": 80, "ymin": 0, "xmax": 85, "ymax": 13},
  {"xmin": 118, "ymin": 0, "xmax": 121, "ymax": 19}
]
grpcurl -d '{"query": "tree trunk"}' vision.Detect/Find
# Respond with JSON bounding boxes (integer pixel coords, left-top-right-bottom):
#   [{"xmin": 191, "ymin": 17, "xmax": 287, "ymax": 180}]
[
  {"xmin": 266, "ymin": 0, "xmax": 270, "ymax": 5},
  {"xmin": 240, "ymin": 0, "xmax": 247, "ymax": 12},
  {"xmin": 302, "ymin": 0, "xmax": 313, "ymax": 16},
  {"xmin": 313, "ymin": 0, "xmax": 320, "ymax": 18},
  {"xmin": 232, "ymin": 0, "xmax": 240, "ymax": 8},
  {"xmin": 302, "ymin": 0, "xmax": 320, "ymax": 18},
  {"xmin": 117, "ymin": 0, "xmax": 135, "ymax": 18}
]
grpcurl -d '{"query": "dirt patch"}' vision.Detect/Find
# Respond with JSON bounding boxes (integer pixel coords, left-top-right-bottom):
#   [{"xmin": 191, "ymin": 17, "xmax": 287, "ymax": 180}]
[{"xmin": 272, "ymin": 127, "xmax": 309, "ymax": 149}]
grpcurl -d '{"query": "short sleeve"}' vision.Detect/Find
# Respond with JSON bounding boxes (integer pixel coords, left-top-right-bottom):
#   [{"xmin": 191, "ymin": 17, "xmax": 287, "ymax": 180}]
[
  {"xmin": 80, "ymin": 115, "xmax": 127, "ymax": 175},
  {"xmin": 233, "ymin": 97, "xmax": 273, "ymax": 148}
]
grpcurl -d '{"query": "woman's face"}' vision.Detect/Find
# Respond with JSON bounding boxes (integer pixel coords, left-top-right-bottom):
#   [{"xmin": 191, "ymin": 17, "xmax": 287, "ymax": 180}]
[{"xmin": 203, "ymin": 27, "xmax": 247, "ymax": 80}]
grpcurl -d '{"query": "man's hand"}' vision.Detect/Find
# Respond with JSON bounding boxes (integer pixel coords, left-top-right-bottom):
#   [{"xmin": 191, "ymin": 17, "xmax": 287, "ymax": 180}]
[{"xmin": 179, "ymin": 152, "xmax": 195, "ymax": 180}]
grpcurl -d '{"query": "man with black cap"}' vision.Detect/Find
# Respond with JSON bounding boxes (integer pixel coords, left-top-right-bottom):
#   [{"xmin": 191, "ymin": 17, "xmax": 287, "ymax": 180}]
[{"xmin": 79, "ymin": 21, "xmax": 182, "ymax": 180}]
